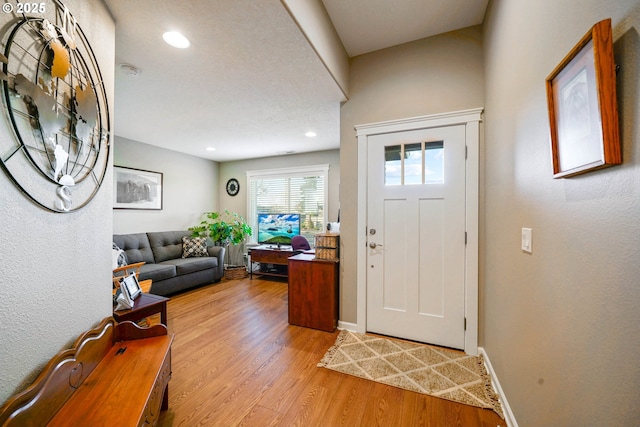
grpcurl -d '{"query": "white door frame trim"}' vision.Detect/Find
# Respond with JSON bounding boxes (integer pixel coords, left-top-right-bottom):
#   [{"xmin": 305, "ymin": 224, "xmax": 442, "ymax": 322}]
[{"xmin": 355, "ymin": 108, "xmax": 483, "ymax": 355}]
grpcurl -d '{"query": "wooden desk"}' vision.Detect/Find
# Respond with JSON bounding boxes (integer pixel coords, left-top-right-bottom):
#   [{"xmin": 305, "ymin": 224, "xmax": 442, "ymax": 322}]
[
  {"xmin": 114, "ymin": 292, "xmax": 169, "ymax": 326},
  {"xmin": 288, "ymin": 253, "xmax": 339, "ymax": 332},
  {"xmin": 249, "ymin": 246, "xmax": 294, "ymax": 279}
]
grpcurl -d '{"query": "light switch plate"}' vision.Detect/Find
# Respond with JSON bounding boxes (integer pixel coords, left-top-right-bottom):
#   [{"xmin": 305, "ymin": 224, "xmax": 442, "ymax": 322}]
[{"xmin": 522, "ymin": 228, "xmax": 532, "ymax": 253}]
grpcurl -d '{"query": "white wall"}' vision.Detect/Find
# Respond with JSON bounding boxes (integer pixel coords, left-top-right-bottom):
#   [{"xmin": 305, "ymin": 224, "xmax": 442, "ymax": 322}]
[
  {"xmin": 340, "ymin": 26, "xmax": 485, "ymax": 323},
  {"xmin": 482, "ymin": 0, "xmax": 640, "ymax": 425},
  {"xmin": 0, "ymin": 0, "xmax": 114, "ymax": 403},
  {"xmin": 113, "ymin": 137, "xmax": 219, "ymax": 234}
]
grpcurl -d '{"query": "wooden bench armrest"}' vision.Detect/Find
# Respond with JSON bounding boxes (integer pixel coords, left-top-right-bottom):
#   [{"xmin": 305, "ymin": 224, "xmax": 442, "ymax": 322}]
[
  {"xmin": 0, "ymin": 317, "xmax": 173, "ymax": 427},
  {"xmin": 116, "ymin": 320, "xmax": 168, "ymax": 341},
  {"xmin": 0, "ymin": 317, "xmax": 117, "ymax": 427}
]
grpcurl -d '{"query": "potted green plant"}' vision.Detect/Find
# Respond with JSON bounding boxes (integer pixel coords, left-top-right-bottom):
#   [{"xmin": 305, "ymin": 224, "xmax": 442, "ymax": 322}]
[
  {"xmin": 189, "ymin": 210, "xmax": 252, "ymax": 279},
  {"xmin": 189, "ymin": 210, "xmax": 252, "ymax": 246}
]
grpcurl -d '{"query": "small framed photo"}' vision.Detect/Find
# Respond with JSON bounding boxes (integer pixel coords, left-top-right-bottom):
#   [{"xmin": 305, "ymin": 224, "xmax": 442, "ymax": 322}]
[
  {"xmin": 121, "ymin": 273, "xmax": 142, "ymax": 300},
  {"xmin": 113, "ymin": 166, "xmax": 163, "ymax": 210},
  {"xmin": 545, "ymin": 18, "xmax": 621, "ymax": 178}
]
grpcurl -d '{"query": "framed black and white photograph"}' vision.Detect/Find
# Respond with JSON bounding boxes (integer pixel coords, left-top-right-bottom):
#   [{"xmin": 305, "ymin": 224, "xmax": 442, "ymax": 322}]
[
  {"xmin": 121, "ymin": 273, "xmax": 142, "ymax": 300},
  {"xmin": 113, "ymin": 166, "xmax": 163, "ymax": 210},
  {"xmin": 545, "ymin": 19, "xmax": 621, "ymax": 178}
]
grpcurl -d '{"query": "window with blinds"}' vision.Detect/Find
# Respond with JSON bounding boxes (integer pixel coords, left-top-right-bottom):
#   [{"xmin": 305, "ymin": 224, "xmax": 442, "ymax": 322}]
[{"xmin": 247, "ymin": 164, "xmax": 329, "ymax": 243}]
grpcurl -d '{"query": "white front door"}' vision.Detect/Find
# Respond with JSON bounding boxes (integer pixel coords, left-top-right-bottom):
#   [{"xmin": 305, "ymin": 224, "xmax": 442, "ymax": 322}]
[{"xmin": 366, "ymin": 124, "xmax": 466, "ymax": 349}]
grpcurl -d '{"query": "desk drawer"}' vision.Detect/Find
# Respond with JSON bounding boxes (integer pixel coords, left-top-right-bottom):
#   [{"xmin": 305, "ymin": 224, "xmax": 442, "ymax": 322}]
[{"xmin": 251, "ymin": 250, "xmax": 290, "ymax": 264}]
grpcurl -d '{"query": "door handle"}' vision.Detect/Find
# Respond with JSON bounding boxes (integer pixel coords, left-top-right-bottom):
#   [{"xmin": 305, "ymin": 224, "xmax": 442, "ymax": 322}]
[{"xmin": 369, "ymin": 242, "xmax": 383, "ymax": 249}]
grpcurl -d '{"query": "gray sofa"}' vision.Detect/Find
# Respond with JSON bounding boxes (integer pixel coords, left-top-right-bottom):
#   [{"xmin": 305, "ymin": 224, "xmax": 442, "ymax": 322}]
[{"xmin": 113, "ymin": 231, "xmax": 225, "ymax": 296}]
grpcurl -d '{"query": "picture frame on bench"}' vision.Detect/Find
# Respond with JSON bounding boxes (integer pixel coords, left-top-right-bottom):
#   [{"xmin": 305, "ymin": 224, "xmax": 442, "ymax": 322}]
[{"xmin": 122, "ymin": 273, "xmax": 142, "ymax": 300}]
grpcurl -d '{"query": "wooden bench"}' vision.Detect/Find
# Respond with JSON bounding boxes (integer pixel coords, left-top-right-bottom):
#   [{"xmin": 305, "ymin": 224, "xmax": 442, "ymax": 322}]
[{"xmin": 0, "ymin": 317, "xmax": 173, "ymax": 427}]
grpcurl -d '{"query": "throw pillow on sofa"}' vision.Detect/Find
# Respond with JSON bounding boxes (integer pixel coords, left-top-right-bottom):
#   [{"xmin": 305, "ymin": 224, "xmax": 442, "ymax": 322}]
[{"xmin": 182, "ymin": 236, "xmax": 208, "ymax": 258}]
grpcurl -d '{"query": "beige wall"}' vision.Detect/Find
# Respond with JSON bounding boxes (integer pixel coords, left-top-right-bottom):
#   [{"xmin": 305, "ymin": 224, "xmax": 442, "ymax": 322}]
[
  {"xmin": 113, "ymin": 137, "xmax": 219, "ymax": 234},
  {"xmin": 482, "ymin": 0, "xmax": 640, "ymax": 425},
  {"xmin": 340, "ymin": 26, "xmax": 484, "ymax": 323},
  {"xmin": 0, "ymin": 0, "xmax": 115, "ymax": 403}
]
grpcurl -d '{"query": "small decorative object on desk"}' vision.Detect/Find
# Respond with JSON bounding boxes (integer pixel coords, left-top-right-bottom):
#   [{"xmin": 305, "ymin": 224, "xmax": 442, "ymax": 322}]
[
  {"xmin": 326, "ymin": 222, "xmax": 340, "ymax": 233},
  {"xmin": 122, "ymin": 273, "xmax": 142, "ymax": 300},
  {"xmin": 315, "ymin": 233, "xmax": 340, "ymax": 260},
  {"xmin": 114, "ymin": 282, "xmax": 133, "ymax": 311}
]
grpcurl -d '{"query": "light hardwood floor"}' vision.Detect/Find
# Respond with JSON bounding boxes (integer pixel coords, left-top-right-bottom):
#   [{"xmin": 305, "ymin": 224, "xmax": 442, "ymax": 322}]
[{"xmin": 157, "ymin": 277, "xmax": 504, "ymax": 427}]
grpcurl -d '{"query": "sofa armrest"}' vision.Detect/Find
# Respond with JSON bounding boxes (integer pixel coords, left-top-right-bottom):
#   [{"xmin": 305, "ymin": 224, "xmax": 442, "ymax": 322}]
[{"xmin": 207, "ymin": 245, "xmax": 226, "ymax": 280}]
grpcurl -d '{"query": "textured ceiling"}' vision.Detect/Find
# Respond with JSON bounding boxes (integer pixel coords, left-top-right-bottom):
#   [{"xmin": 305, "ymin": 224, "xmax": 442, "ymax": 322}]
[{"xmin": 104, "ymin": 0, "xmax": 488, "ymax": 162}]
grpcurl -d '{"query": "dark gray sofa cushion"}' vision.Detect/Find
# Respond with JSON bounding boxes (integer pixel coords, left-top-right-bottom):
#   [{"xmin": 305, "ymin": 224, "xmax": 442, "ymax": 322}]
[
  {"xmin": 113, "ymin": 233, "xmax": 154, "ymax": 264},
  {"xmin": 162, "ymin": 257, "xmax": 218, "ymax": 276},
  {"xmin": 139, "ymin": 263, "xmax": 176, "ymax": 282},
  {"xmin": 148, "ymin": 231, "xmax": 190, "ymax": 263},
  {"xmin": 150, "ymin": 268, "xmax": 217, "ymax": 296}
]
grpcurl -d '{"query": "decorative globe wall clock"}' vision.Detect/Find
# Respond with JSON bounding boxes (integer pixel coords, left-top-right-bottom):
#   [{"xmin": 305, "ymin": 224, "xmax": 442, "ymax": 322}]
[{"xmin": 0, "ymin": 0, "xmax": 110, "ymax": 212}]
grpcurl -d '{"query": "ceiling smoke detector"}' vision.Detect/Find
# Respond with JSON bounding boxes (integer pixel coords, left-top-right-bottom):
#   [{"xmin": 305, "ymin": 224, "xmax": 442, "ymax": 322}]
[{"xmin": 119, "ymin": 63, "xmax": 141, "ymax": 77}]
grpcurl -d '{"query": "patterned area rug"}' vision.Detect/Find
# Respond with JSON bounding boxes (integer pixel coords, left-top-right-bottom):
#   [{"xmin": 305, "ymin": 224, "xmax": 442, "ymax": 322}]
[{"xmin": 318, "ymin": 330, "xmax": 503, "ymax": 419}]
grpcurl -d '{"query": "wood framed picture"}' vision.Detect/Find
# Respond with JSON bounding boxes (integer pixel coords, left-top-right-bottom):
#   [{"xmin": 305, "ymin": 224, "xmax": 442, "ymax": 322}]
[
  {"xmin": 113, "ymin": 166, "xmax": 163, "ymax": 210},
  {"xmin": 121, "ymin": 273, "xmax": 142, "ymax": 300},
  {"xmin": 545, "ymin": 18, "xmax": 621, "ymax": 178}
]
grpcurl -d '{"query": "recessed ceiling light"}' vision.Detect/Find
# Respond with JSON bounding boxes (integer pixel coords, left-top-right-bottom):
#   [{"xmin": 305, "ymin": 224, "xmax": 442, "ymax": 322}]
[
  {"xmin": 163, "ymin": 31, "xmax": 190, "ymax": 49},
  {"xmin": 305, "ymin": 131, "xmax": 317, "ymax": 138},
  {"xmin": 206, "ymin": 147, "xmax": 216, "ymax": 151}
]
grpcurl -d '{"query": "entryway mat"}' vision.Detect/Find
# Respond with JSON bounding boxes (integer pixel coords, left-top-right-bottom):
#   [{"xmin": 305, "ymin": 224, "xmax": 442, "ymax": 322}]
[{"xmin": 318, "ymin": 330, "xmax": 504, "ymax": 419}]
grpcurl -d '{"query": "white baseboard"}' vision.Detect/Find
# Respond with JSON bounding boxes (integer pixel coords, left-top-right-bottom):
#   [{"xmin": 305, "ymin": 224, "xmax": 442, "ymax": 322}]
[
  {"xmin": 337, "ymin": 321, "xmax": 357, "ymax": 331},
  {"xmin": 479, "ymin": 347, "xmax": 518, "ymax": 427}
]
